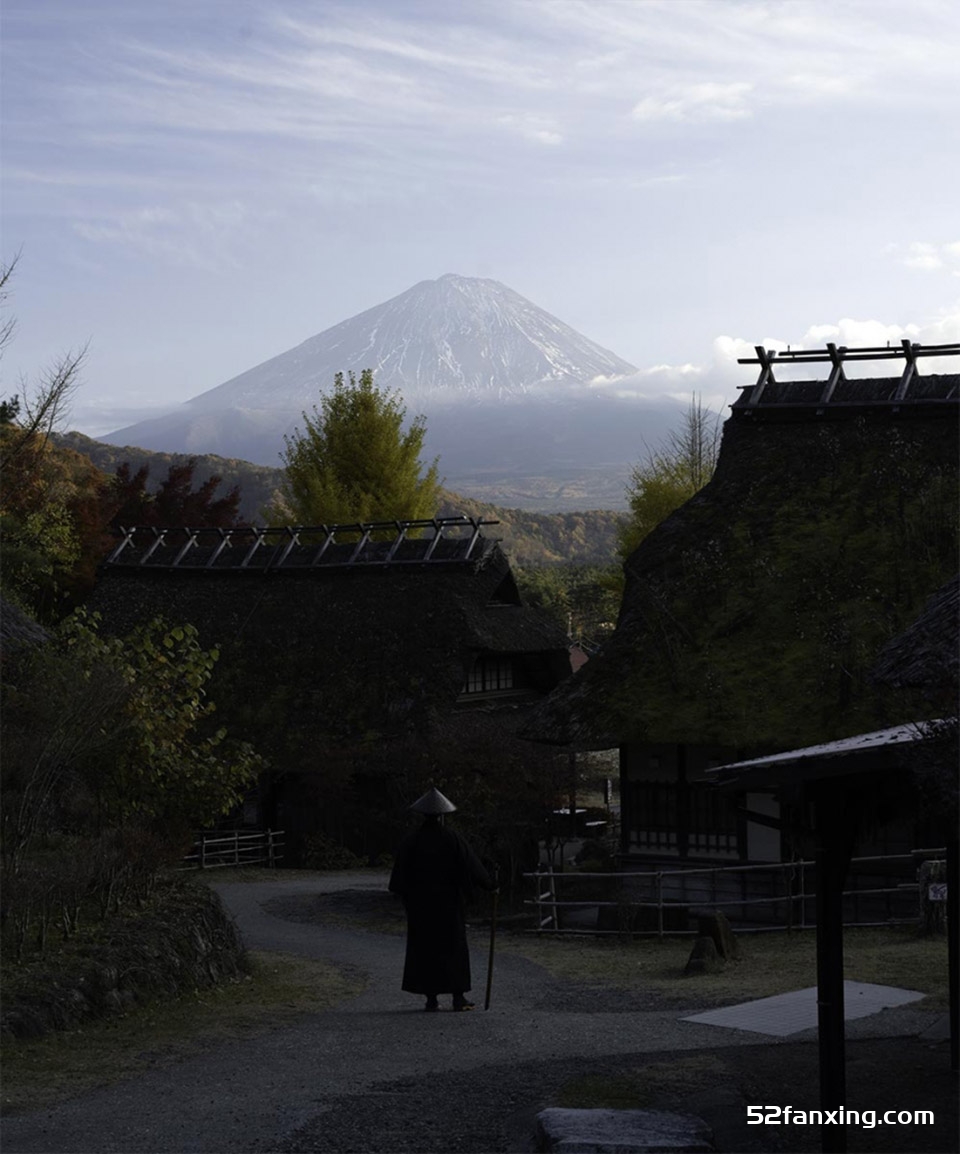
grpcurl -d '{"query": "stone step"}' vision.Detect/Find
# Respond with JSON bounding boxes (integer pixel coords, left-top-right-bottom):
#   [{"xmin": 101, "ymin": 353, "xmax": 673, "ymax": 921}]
[{"xmin": 536, "ymin": 1107, "xmax": 714, "ymax": 1153}]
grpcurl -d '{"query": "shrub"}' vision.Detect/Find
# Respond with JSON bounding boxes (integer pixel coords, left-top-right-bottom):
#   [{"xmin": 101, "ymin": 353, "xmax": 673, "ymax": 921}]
[{"xmin": 302, "ymin": 833, "xmax": 365, "ymax": 871}]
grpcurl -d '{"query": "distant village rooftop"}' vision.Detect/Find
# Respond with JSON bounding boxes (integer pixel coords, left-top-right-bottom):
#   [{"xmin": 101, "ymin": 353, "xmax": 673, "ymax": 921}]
[
  {"xmin": 104, "ymin": 516, "xmax": 501, "ymax": 572},
  {"xmin": 733, "ymin": 340, "xmax": 958, "ymax": 418}
]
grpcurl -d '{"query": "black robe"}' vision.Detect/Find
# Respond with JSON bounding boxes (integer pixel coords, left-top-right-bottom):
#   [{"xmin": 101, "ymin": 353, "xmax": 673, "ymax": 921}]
[{"xmin": 389, "ymin": 821, "xmax": 493, "ymax": 995}]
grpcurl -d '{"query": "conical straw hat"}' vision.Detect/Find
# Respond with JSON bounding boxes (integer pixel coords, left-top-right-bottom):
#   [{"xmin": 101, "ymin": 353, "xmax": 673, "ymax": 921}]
[{"xmin": 409, "ymin": 787, "xmax": 457, "ymax": 814}]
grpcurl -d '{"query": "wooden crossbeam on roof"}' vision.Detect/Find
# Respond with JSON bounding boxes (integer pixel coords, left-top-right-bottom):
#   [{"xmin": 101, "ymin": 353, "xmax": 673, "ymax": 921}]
[
  {"xmin": 821, "ymin": 342, "xmax": 846, "ymax": 404},
  {"xmin": 738, "ymin": 341, "xmax": 960, "ymax": 368},
  {"xmin": 746, "ymin": 344, "xmax": 778, "ymax": 406},
  {"xmin": 735, "ymin": 341, "xmax": 959, "ymax": 412},
  {"xmin": 104, "ymin": 516, "xmax": 501, "ymax": 572},
  {"xmin": 895, "ymin": 338, "xmax": 918, "ymax": 400}
]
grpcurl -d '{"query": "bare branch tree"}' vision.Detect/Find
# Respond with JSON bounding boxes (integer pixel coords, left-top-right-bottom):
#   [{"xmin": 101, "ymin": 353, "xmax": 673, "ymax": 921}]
[
  {"xmin": 0, "ymin": 254, "xmax": 88, "ymax": 486},
  {"xmin": 1, "ymin": 250, "xmax": 22, "ymax": 359},
  {"xmin": 618, "ymin": 393, "xmax": 722, "ymax": 559}
]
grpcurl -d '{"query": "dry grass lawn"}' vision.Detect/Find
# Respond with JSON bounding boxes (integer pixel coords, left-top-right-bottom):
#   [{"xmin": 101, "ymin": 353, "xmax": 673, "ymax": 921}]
[
  {"xmin": 501, "ymin": 926, "xmax": 949, "ymax": 1009},
  {"xmin": 1, "ymin": 951, "xmax": 365, "ymax": 1116}
]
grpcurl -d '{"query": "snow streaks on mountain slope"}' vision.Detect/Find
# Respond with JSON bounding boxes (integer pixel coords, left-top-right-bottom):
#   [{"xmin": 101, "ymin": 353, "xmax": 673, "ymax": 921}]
[{"xmin": 186, "ymin": 274, "xmax": 637, "ymax": 412}]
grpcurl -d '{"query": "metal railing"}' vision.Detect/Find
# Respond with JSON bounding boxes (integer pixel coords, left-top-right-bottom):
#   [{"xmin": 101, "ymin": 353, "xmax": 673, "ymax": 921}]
[
  {"xmin": 181, "ymin": 828, "xmax": 284, "ymax": 870},
  {"xmin": 526, "ymin": 848, "xmax": 946, "ymax": 935}
]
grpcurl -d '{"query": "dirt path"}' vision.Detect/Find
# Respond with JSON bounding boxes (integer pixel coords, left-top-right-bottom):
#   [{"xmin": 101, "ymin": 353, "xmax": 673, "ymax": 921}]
[{"xmin": 1, "ymin": 872, "xmax": 954, "ymax": 1154}]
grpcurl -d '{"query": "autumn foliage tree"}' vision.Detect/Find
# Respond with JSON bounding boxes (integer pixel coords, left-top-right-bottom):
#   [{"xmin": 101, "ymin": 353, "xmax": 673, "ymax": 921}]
[
  {"xmin": 1, "ymin": 412, "xmax": 111, "ymax": 619},
  {"xmin": 1, "ymin": 610, "xmax": 265, "ymax": 952},
  {"xmin": 109, "ymin": 460, "xmax": 242, "ymax": 529},
  {"xmin": 0, "ymin": 254, "xmax": 107, "ymax": 617},
  {"xmin": 2, "ymin": 611, "xmax": 264, "ymax": 849}
]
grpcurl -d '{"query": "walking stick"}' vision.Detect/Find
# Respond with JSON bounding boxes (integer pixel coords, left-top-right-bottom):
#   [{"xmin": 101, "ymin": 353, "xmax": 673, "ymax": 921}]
[{"xmin": 484, "ymin": 866, "xmax": 499, "ymax": 1011}]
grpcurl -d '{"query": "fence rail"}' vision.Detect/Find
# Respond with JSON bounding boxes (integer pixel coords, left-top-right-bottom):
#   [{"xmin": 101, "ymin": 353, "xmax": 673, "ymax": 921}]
[
  {"xmin": 181, "ymin": 829, "xmax": 284, "ymax": 870},
  {"xmin": 526, "ymin": 848, "xmax": 946, "ymax": 935}
]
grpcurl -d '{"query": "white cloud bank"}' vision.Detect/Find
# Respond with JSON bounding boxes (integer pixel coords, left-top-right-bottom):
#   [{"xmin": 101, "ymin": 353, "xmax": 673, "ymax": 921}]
[
  {"xmin": 901, "ymin": 241, "xmax": 960, "ymax": 274},
  {"xmin": 588, "ymin": 305, "xmax": 960, "ymax": 413}
]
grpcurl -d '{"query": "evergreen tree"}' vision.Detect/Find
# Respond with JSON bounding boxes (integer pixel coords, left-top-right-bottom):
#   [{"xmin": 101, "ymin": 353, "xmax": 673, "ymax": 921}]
[{"xmin": 270, "ymin": 369, "xmax": 441, "ymax": 524}]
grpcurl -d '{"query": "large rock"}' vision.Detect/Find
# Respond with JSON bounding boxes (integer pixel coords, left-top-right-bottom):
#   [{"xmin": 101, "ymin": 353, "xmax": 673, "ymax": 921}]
[
  {"xmin": 696, "ymin": 911, "xmax": 739, "ymax": 960},
  {"xmin": 684, "ymin": 935, "xmax": 725, "ymax": 976},
  {"xmin": 536, "ymin": 1107, "xmax": 714, "ymax": 1152}
]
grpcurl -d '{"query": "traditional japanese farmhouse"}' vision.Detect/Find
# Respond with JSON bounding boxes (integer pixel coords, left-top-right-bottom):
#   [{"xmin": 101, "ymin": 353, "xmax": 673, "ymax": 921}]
[
  {"xmin": 525, "ymin": 342, "xmax": 959, "ymax": 875},
  {"xmin": 88, "ymin": 518, "xmax": 572, "ymax": 860}
]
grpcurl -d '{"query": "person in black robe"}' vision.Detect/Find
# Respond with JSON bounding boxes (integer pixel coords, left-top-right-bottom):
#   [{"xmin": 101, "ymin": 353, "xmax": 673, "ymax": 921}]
[{"xmin": 389, "ymin": 787, "xmax": 495, "ymax": 1012}]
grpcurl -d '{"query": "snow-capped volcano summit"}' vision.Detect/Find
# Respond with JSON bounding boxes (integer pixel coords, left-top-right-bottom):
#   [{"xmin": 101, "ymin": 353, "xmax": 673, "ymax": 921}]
[
  {"xmin": 185, "ymin": 273, "xmax": 637, "ymax": 411},
  {"xmin": 104, "ymin": 275, "xmax": 681, "ymax": 510}
]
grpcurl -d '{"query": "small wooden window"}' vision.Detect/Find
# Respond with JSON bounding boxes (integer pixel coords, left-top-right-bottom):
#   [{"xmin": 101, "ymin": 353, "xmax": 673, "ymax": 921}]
[{"xmin": 463, "ymin": 656, "xmax": 517, "ymax": 695}]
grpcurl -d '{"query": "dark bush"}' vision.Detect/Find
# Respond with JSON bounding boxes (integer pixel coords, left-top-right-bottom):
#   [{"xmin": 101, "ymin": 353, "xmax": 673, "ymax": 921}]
[{"xmin": 1, "ymin": 877, "xmax": 247, "ymax": 1041}]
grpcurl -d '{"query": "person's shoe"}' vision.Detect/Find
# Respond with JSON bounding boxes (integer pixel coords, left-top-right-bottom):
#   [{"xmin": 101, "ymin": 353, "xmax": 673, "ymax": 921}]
[
  {"xmin": 424, "ymin": 996, "xmax": 439, "ymax": 1012},
  {"xmin": 452, "ymin": 997, "xmax": 474, "ymax": 1012}
]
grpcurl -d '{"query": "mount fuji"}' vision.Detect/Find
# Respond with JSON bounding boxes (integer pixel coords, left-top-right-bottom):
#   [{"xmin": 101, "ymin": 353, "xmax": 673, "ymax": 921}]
[{"xmin": 104, "ymin": 274, "xmax": 683, "ymax": 510}]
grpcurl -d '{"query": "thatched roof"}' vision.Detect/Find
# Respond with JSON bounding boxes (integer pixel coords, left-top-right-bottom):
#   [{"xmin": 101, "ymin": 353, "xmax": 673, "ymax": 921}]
[
  {"xmin": 88, "ymin": 536, "xmax": 570, "ymax": 761},
  {"xmin": 524, "ymin": 389, "xmax": 959, "ymax": 752},
  {"xmin": 871, "ymin": 575, "xmax": 959, "ymax": 692},
  {"xmin": 0, "ymin": 597, "xmax": 50, "ymax": 659},
  {"xmin": 733, "ymin": 373, "xmax": 957, "ymax": 416}
]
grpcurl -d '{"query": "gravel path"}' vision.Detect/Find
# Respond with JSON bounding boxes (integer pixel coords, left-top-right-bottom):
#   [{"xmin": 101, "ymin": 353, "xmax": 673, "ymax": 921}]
[{"xmin": 2, "ymin": 872, "xmax": 952, "ymax": 1154}]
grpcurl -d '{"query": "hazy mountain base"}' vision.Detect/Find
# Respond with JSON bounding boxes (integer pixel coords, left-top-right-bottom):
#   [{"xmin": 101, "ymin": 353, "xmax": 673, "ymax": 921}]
[
  {"xmin": 99, "ymin": 393, "xmax": 672, "ymax": 513},
  {"xmin": 444, "ymin": 468, "xmax": 631, "ymax": 512},
  {"xmin": 54, "ymin": 432, "xmax": 625, "ymax": 567}
]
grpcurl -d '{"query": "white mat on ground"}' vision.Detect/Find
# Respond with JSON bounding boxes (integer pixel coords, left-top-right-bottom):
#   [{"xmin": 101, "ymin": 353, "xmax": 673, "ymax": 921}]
[{"xmin": 681, "ymin": 981, "xmax": 925, "ymax": 1037}]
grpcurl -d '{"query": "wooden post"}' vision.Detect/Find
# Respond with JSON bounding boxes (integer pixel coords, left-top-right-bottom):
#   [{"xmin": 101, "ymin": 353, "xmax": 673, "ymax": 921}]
[
  {"xmin": 657, "ymin": 871, "xmax": 664, "ymax": 938},
  {"xmin": 677, "ymin": 744, "xmax": 689, "ymax": 860},
  {"xmin": 947, "ymin": 837, "xmax": 959, "ymax": 1072},
  {"xmin": 568, "ymin": 750, "xmax": 578, "ymax": 844},
  {"xmin": 815, "ymin": 794, "xmax": 847, "ymax": 1154},
  {"xmin": 268, "ymin": 828, "xmax": 276, "ymax": 868},
  {"xmin": 200, "ymin": 836, "xmax": 207, "ymax": 871}
]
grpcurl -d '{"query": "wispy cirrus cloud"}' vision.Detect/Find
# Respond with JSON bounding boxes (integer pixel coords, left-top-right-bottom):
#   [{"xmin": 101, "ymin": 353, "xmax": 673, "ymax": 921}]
[
  {"xmin": 72, "ymin": 201, "xmax": 253, "ymax": 270},
  {"xmin": 3, "ymin": 0, "xmax": 958, "ymax": 421},
  {"xmin": 632, "ymin": 82, "xmax": 754, "ymax": 123},
  {"xmin": 497, "ymin": 113, "xmax": 563, "ymax": 146}
]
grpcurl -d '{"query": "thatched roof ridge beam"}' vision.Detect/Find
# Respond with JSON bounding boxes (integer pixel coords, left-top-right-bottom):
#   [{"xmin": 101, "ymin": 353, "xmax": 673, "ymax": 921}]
[{"xmin": 103, "ymin": 518, "xmax": 503, "ymax": 572}]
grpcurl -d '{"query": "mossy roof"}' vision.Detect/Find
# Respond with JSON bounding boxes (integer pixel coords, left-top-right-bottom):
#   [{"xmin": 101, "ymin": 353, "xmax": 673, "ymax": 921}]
[
  {"xmin": 524, "ymin": 397, "xmax": 959, "ymax": 754},
  {"xmin": 871, "ymin": 574, "xmax": 959, "ymax": 693},
  {"xmin": 0, "ymin": 597, "xmax": 50, "ymax": 658},
  {"xmin": 88, "ymin": 539, "xmax": 570, "ymax": 754}
]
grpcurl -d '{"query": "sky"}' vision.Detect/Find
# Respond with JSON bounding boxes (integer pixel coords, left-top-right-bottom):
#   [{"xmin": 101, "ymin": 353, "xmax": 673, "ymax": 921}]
[{"xmin": 3, "ymin": 0, "xmax": 959, "ymax": 437}]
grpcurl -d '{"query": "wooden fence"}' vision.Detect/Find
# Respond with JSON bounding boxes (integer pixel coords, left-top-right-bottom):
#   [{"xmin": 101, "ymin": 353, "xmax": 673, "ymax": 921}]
[
  {"xmin": 181, "ymin": 829, "xmax": 284, "ymax": 870},
  {"xmin": 527, "ymin": 847, "xmax": 946, "ymax": 935}
]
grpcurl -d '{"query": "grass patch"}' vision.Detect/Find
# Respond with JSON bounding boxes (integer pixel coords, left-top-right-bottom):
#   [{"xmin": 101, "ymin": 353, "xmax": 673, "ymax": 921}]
[
  {"xmin": 558, "ymin": 1054, "xmax": 729, "ymax": 1110},
  {"xmin": 196, "ymin": 866, "xmax": 391, "ymax": 886},
  {"xmin": 194, "ymin": 866, "xmax": 296, "ymax": 884},
  {"xmin": 502, "ymin": 926, "xmax": 948, "ymax": 1009},
  {"xmin": 1, "ymin": 950, "xmax": 366, "ymax": 1116}
]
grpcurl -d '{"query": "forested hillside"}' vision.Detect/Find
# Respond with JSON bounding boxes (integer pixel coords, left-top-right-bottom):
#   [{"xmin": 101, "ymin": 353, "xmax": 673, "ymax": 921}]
[
  {"xmin": 55, "ymin": 432, "xmax": 624, "ymax": 567},
  {"xmin": 54, "ymin": 433, "xmax": 283, "ymax": 522}
]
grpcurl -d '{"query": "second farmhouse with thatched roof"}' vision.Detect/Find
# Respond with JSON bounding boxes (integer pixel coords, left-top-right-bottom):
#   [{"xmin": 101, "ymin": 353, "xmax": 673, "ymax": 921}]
[
  {"xmin": 524, "ymin": 342, "xmax": 959, "ymax": 868},
  {"xmin": 88, "ymin": 518, "xmax": 573, "ymax": 862}
]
